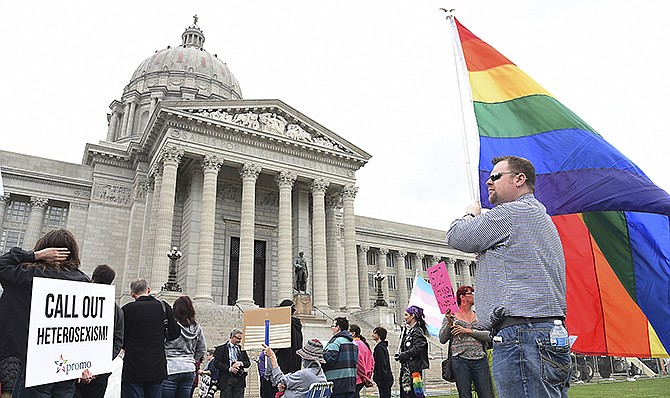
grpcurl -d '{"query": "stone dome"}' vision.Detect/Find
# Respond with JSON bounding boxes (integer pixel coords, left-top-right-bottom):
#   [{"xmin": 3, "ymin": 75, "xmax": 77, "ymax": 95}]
[{"xmin": 124, "ymin": 17, "xmax": 242, "ymax": 101}]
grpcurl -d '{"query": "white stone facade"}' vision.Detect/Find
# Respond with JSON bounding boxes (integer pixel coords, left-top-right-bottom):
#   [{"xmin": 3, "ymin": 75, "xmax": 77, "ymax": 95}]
[{"xmin": 0, "ymin": 20, "xmax": 476, "ymax": 322}]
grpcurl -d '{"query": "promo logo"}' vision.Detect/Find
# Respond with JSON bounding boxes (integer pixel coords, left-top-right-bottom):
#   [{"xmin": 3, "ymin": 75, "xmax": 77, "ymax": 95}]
[{"xmin": 53, "ymin": 354, "xmax": 92, "ymax": 375}]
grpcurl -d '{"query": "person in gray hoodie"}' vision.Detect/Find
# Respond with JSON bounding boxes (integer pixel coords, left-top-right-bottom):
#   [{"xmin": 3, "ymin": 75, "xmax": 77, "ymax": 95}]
[
  {"xmin": 262, "ymin": 339, "xmax": 328, "ymax": 398},
  {"xmin": 162, "ymin": 296, "xmax": 206, "ymax": 398}
]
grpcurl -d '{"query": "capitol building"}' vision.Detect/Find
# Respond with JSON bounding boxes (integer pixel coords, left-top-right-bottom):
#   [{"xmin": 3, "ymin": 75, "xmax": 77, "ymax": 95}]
[{"xmin": 0, "ymin": 19, "xmax": 475, "ymax": 330}]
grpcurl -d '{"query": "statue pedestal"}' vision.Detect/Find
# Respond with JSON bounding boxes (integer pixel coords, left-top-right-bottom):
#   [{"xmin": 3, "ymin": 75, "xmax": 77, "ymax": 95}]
[
  {"xmin": 293, "ymin": 293, "xmax": 313, "ymax": 316},
  {"xmin": 356, "ymin": 306, "xmax": 397, "ymax": 330},
  {"xmin": 154, "ymin": 290, "xmax": 182, "ymax": 305}
]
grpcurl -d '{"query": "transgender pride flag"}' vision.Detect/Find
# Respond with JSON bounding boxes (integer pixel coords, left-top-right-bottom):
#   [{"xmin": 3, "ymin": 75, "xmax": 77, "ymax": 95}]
[{"xmin": 408, "ymin": 275, "xmax": 442, "ymax": 336}]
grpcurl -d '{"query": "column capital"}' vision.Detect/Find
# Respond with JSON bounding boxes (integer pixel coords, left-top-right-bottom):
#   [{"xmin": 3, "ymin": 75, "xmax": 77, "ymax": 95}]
[
  {"xmin": 432, "ymin": 255, "xmax": 442, "ymax": 264},
  {"xmin": 325, "ymin": 194, "xmax": 341, "ymax": 210},
  {"xmin": 275, "ymin": 171, "xmax": 296, "ymax": 188},
  {"xmin": 0, "ymin": 194, "xmax": 11, "ymax": 205},
  {"xmin": 378, "ymin": 247, "xmax": 389, "ymax": 256},
  {"xmin": 416, "ymin": 252, "xmax": 425, "ymax": 260},
  {"xmin": 310, "ymin": 178, "xmax": 329, "ymax": 194},
  {"xmin": 340, "ymin": 184, "xmax": 358, "ymax": 200},
  {"xmin": 358, "ymin": 245, "xmax": 370, "ymax": 253},
  {"xmin": 30, "ymin": 196, "xmax": 49, "ymax": 209},
  {"xmin": 240, "ymin": 163, "xmax": 261, "ymax": 181},
  {"xmin": 445, "ymin": 257, "xmax": 457, "ymax": 265},
  {"xmin": 160, "ymin": 145, "xmax": 184, "ymax": 166},
  {"xmin": 397, "ymin": 250, "xmax": 407, "ymax": 258},
  {"xmin": 201, "ymin": 154, "xmax": 224, "ymax": 173}
]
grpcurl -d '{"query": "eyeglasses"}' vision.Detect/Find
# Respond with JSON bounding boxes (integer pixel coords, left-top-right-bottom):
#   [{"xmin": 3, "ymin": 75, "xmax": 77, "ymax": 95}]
[
  {"xmin": 488, "ymin": 171, "xmax": 519, "ymax": 182},
  {"xmin": 464, "ymin": 292, "xmax": 475, "ymax": 296}
]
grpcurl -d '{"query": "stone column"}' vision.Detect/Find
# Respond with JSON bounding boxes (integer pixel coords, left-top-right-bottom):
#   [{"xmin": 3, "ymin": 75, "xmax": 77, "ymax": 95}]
[
  {"xmin": 310, "ymin": 178, "xmax": 329, "ymax": 309},
  {"xmin": 378, "ymin": 247, "xmax": 390, "ymax": 304},
  {"xmin": 325, "ymin": 195, "xmax": 340, "ymax": 309},
  {"xmin": 144, "ymin": 167, "xmax": 162, "ymax": 281},
  {"xmin": 126, "ymin": 100, "xmax": 138, "ymax": 136},
  {"xmin": 396, "ymin": 250, "xmax": 408, "ymax": 318},
  {"xmin": 341, "ymin": 184, "xmax": 360, "ymax": 310},
  {"xmin": 415, "ymin": 252, "xmax": 424, "ymax": 279},
  {"xmin": 237, "ymin": 163, "xmax": 261, "ymax": 307},
  {"xmin": 24, "ymin": 196, "xmax": 48, "ymax": 247},
  {"xmin": 195, "ymin": 154, "xmax": 223, "ymax": 302},
  {"xmin": 445, "ymin": 258, "xmax": 458, "ymax": 291},
  {"xmin": 120, "ymin": 102, "xmax": 131, "ymax": 138},
  {"xmin": 463, "ymin": 260, "xmax": 473, "ymax": 286},
  {"xmin": 107, "ymin": 112, "xmax": 120, "ymax": 141},
  {"xmin": 357, "ymin": 245, "xmax": 370, "ymax": 310},
  {"xmin": 150, "ymin": 145, "xmax": 183, "ymax": 290},
  {"xmin": 275, "ymin": 171, "xmax": 296, "ymax": 301},
  {"xmin": 0, "ymin": 194, "xmax": 10, "ymax": 231}
]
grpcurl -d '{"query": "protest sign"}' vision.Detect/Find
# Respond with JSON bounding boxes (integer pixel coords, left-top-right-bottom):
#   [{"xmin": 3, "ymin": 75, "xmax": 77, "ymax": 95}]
[
  {"xmin": 25, "ymin": 277, "xmax": 115, "ymax": 387},
  {"xmin": 427, "ymin": 261, "xmax": 459, "ymax": 314},
  {"xmin": 241, "ymin": 307, "xmax": 291, "ymax": 350}
]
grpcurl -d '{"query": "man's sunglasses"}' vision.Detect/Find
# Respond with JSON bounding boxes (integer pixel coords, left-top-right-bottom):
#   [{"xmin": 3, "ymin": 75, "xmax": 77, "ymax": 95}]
[{"xmin": 488, "ymin": 171, "xmax": 520, "ymax": 182}]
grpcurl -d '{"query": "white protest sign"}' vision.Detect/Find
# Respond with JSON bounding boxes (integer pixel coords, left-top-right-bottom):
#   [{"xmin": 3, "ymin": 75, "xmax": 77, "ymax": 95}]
[{"xmin": 26, "ymin": 277, "xmax": 115, "ymax": 387}]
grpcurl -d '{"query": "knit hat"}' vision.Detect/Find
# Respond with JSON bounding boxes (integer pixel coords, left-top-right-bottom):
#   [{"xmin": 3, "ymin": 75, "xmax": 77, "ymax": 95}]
[{"xmin": 296, "ymin": 338, "xmax": 326, "ymax": 363}]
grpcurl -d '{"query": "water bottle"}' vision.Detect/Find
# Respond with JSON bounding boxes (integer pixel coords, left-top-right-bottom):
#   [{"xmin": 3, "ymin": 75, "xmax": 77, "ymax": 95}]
[{"xmin": 550, "ymin": 319, "xmax": 569, "ymax": 347}]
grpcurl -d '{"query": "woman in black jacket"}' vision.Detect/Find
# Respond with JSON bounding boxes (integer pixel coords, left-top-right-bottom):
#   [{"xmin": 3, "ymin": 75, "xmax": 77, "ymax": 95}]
[
  {"xmin": 394, "ymin": 305, "xmax": 429, "ymax": 398},
  {"xmin": 372, "ymin": 326, "xmax": 393, "ymax": 398}
]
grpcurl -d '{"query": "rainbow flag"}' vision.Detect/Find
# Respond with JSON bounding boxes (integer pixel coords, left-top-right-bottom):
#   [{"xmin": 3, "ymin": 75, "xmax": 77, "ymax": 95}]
[
  {"xmin": 408, "ymin": 275, "xmax": 442, "ymax": 336},
  {"xmin": 454, "ymin": 18, "xmax": 670, "ymax": 358}
]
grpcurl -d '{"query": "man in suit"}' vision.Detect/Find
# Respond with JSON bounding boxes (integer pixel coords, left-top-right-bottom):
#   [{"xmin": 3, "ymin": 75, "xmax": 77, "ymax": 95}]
[
  {"xmin": 121, "ymin": 279, "xmax": 180, "ymax": 398},
  {"xmin": 213, "ymin": 328, "xmax": 251, "ymax": 398}
]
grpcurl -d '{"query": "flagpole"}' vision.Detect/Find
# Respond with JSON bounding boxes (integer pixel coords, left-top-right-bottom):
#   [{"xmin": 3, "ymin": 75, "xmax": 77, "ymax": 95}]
[{"xmin": 441, "ymin": 9, "xmax": 480, "ymax": 202}]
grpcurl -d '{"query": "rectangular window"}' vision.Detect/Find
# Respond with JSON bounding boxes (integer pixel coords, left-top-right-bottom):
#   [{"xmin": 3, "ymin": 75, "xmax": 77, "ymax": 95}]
[
  {"xmin": 1, "ymin": 229, "xmax": 25, "ymax": 252},
  {"xmin": 6, "ymin": 200, "xmax": 29, "ymax": 223},
  {"xmin": 404, "ymin": 256, "xmax": 413, "ymax": 270},
  {"xmin": 368, "ymin": 272, "xmax": 375, "ymax": 289},
  {"xmin": 469, "ymin": 262, "xmax": 476, "ymax": 277},
  {"xmin": 422, "ymin": 257, "xmax": 429, "ymax": 271},
  {"xmin": 455, "ymin": 261, "xmax": 462, "ymax": 276},
  {"xmin": 44, "ymin": 204, "xmax": 68, "ymax": 227},
  {"xmin": 387, "ymin": 275, "xmax": 397, "ymax": 290},
  {"xmin": 387, "ymin": 253, "xmax": 395, "ymax": 268},
  {"xmin": 406, "ymin": 277, "xmax": 413, "ymax": 291},
  {"xmin": 366, "ymin": 250, "xmax": 377, "ymax": 266}
]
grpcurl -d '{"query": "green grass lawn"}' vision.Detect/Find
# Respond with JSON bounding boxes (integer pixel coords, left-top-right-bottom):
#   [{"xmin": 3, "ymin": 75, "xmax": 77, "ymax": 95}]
[
  {"xmin": 426, "ymin": 376, "xmax": 670, "ymax": 398},
  {"xmin": 568, "ymin": 377, "xmax": 670, "ymax": 398}
]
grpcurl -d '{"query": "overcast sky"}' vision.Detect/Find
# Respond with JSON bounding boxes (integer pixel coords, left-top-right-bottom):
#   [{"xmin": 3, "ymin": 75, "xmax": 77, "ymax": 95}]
[{"xmin": 1, "ymin": 1, "xmax": 668, "ymax": 230}]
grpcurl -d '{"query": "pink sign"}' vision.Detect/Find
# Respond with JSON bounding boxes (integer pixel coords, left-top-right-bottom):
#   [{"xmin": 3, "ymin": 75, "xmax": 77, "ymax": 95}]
[{"xmin": 427, "ymin": 261, "xmax": 459, "ymax": 314}]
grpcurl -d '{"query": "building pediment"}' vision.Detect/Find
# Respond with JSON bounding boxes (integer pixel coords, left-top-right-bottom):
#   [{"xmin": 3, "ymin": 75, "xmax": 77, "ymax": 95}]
[{"xmin": 152, "ymin": 99, "xmax": 372, "ymax": 163}]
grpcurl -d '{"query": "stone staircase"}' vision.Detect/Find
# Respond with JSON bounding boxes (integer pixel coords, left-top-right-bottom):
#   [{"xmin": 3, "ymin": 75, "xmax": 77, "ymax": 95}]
[{"xmin": 192, "ymin": 302, "xmax": 457, "ymax": 396}]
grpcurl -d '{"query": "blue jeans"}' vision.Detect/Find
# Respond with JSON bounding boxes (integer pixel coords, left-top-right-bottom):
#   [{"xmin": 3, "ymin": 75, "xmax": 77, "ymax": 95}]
[
  {"xmin": 492, "ymin": 322, "xmax": 571, "ymax": 398},
  {"xmin": 12, "ymin": 365, "xmax": 76, "ymax": 398},
  {"xmin": 452, "ymin": 356, "xmax": 493, "ymax": 398},
  {"xmin": 121, "ymin": 381, "xmax": 163, "ymax": 398},
  {"xmin": 161, "ymin": 372, "xmax": 195, "ymax": 398}
]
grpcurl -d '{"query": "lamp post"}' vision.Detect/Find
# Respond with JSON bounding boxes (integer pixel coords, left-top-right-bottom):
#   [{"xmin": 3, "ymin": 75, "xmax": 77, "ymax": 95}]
[
  {"xmin": 373, "ymin": 270, "xmax": 388, "ymax": 307},
  {"xmin": 163, "ymin": 246, "xmax": 182, "ymax": 292}
]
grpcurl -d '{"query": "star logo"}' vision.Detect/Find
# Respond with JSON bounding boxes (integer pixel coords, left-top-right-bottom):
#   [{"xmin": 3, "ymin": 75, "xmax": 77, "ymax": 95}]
[{"xmin": 54, "ymin": 354, "xmax": 68, "ymax": 373}]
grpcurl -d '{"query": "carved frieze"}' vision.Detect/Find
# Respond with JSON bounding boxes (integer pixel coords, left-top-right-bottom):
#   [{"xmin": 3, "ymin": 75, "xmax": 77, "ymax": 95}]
[
  {"xmin": 218, "ymin": 184, "xmax": 242, "ymax": 202},
  {"xmin": 70, "ymin": 203, "xmax": 89, "ymax": 211},
  {"xmin": 93, "ymin": 183, "xmax": 132, "ymax": 206},
  {"xmin": 134, "ymin": 180, "xmax": 148, "ymax": 201},
  {"xmin": 191, "ymin": 109, "xmax": 346, "ymax": 152}
]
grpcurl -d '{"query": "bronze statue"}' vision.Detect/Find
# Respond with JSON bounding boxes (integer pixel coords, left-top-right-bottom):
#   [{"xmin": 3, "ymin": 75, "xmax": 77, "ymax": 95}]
[{"xmin": 294, "ymin": 251, "xmax": 308, "ymax": 293}]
